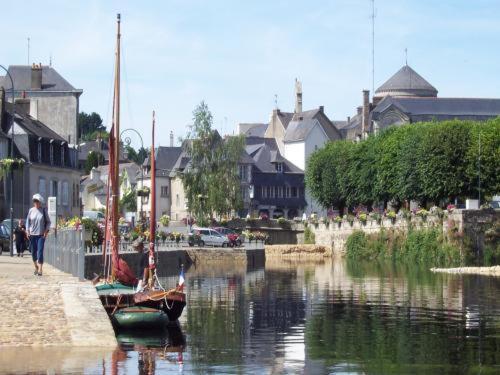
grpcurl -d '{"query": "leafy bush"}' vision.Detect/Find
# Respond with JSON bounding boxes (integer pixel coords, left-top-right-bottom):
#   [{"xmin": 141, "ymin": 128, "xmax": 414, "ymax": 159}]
[
  {"xmin": 159, "ymin": 215, "xmax": 170, "ymax": 227},
  {"xmin": 304, "ymin": 226, "xmax": 316, "ymax": 244}
]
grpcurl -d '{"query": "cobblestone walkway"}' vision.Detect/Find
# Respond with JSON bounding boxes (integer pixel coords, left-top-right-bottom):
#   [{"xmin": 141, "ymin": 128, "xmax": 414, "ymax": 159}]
[{"xmin": 0, "ymin": 254, "xmax": 116, "ymax": 347}]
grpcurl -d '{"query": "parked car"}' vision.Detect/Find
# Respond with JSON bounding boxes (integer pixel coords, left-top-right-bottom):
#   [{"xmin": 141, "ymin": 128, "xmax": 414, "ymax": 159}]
[
  {"xmin": 0, "ymin": 224, "xmax": 11, "ymax": 255},
  {"xmin": 212, "ymin": 227, "xmax": 242, "ymax": 247},
  {"xmin": 1, "ymin": 219, "xmax": 20, "ymax": 235},
  {"xmin": 188, "ymin": 227, "xmax": 229, "ymax": 247},
  {"xmin": 83, "ymin": 211, "xmax": 105, "ymax": 221}
]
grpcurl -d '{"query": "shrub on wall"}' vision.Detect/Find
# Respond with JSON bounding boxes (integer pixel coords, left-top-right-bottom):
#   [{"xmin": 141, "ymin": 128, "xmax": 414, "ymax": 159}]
[{"xmin": 304, "ymin": 226, "xmax": 316, "ymax": 245}]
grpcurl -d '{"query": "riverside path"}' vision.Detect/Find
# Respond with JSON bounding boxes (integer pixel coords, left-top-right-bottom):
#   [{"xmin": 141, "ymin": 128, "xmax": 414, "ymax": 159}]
[{"xmin": 0, "ymin": 255, "xmax": 116, "ymax": 347}]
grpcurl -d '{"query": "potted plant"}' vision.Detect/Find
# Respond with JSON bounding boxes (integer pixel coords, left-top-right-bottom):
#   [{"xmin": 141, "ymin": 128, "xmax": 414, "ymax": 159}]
[
  {"xmin": 159, "ymin": 214, "xmax": 170, "ymax": 227},
  {"xmin": 358, "ymin": 212, "xmax": 368, "ymax": 225},
  {"xmin": 369, "ymin": 212, "xmax": 382, "ymax": 224},
  {"xmin": 334, "ymin": 215, "xmax": 343, "ymax": 227},
  {"xmin": 386, "ymin": 210, "xmax": 397, "ymax": 224},
  {"xmin": 136, "ymin": 186, "xmax": 150, "ymax": 197}
]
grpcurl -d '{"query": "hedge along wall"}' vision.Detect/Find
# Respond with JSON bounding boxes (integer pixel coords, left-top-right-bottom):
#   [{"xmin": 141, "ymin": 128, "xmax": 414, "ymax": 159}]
[
  {"xmin": 305, "ymin": 209, "xmax": 499, "ymax": 261},
  {"xmin": 306, "ymin": 118, "xmax": 500, "ymax": 209}
]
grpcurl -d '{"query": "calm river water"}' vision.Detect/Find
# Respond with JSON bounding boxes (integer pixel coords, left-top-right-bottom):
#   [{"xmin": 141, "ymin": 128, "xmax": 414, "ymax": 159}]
[{"xmin": 3, "ymin": 259, "xmax": 500, "ymax": 374}]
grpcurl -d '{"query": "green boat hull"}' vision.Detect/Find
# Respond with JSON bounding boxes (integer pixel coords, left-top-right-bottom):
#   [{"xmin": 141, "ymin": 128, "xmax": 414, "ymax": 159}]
[{"xmin": 113, "ymin": 306, "xmax": 169, "ymax": 329}]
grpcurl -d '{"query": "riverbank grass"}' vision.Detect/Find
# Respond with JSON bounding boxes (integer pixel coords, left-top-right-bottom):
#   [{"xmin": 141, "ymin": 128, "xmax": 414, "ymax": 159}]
[{"xmin": 346, "ymin": 228, "xmax": 463, "ymax": 266}]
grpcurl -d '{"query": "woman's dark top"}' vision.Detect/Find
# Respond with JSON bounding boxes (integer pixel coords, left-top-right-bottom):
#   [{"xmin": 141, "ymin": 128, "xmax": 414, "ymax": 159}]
[
  {"xmin": 138, "ymin": 251, "xmax": 149, "ymax": 280},
  {"xmin": 14, "ymin": 225, "xmax": 27, "ymax": 250}
]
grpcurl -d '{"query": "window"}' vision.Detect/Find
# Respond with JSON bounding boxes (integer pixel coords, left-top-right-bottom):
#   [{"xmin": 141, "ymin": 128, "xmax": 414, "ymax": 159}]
[
  {"xmin": 276, "ymin": 162, "xmax": 283, "ymax": 173},
  {"xmin": 62, "ymin": 181, "xmax": 69, "ymax": 206},
  {"xmin": 239, "ymin": 165, "xmax": 247, "ymax": 181},
  {"xmin": 37, "ymin": 141, "xmax": 42, "ymax": 162},
  {"xmin": 261, "ymin": 186, "xmax": 266, "ymax": 198},
  {"xmin": 284, "ymin": 186, "xmax": 290, "ymax": 198},
  {"xmin": 161, "ymin": 186, "xmax": 168, "ymax": 197},
  {"xmin": 267, "ymin": 186, "xmax": 272, "ymax": 198},
  {"xmin": 277, "ymin": 186, "xmax": 283, "ymax": 198},
  {"xmin": 50, "ymin": 180, "xmax": 58, "ymax": 199},
  {"xmin": 61, "ymin": 147, "xmax": 65, "ymax": 166},
  {"xmin": 38, "ymin": 177, "xmax": 46, "ymax": 198},
  {"xmin": 291, "ymin": 187, "xmax": 298, "ymax": 198}
]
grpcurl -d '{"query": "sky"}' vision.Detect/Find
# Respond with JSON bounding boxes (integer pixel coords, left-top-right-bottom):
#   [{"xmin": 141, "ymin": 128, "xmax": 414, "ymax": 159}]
[{"xmin": 1, "ymin": 0, "xmax": 500, "ymax": 148}]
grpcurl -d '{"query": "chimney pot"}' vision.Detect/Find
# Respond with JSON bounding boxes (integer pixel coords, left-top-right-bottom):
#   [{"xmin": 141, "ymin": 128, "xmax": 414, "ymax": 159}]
[
  {"xmin": 294, "ymin": 79, "xmax": 303, "ymax": 114},
  {"xmin": 319, "ymin": 105, "xmax": 324, "ymax": 112},
  {"xmin": 347, "ymin": 116, "xmax": 351, "ymax": 123}
]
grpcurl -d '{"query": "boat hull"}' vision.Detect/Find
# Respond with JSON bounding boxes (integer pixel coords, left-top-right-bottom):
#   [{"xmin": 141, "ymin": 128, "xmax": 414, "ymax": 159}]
[{"xmin": 113, "ymin": 306, "xmax": 169, "ymax": 329}]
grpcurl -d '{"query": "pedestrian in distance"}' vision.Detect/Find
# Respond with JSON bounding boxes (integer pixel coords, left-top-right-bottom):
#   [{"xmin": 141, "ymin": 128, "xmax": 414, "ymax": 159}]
[
  {"xmin": 26, "ymin": 194, "xmax": 50, "ymax": 276},
  {"xmin": 13, "ymin": 219, "xmax": 28, "ymax": 257}
]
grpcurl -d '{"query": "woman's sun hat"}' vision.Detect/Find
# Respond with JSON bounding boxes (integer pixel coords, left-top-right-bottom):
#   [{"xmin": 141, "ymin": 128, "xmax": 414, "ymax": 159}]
[{"xmin": 32, "ymin": 193, "xmax": 45, "ymax": 205}]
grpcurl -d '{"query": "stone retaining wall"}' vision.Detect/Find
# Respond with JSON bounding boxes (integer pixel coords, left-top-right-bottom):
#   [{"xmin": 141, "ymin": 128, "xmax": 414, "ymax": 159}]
[
  {"xmin": 306, "ymin": 209, "xmax": 499, "ymax": 257},
  {"xmin": 85, "ymin": 247, "xmax": 265, "ymax": 279},
  {"xmin": 265, "ymin": 244, "xmax": 332, "ymax": 259}
]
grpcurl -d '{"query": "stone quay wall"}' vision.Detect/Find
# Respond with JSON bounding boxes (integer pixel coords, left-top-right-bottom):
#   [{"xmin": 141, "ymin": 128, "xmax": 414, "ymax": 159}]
[
  {"xmin": 304, "ymin": 209, "xmax": 499, "ymax": 257},
  {"xmin": 85, "ymin": 247, "xmax": 265, "ymax": 279}
]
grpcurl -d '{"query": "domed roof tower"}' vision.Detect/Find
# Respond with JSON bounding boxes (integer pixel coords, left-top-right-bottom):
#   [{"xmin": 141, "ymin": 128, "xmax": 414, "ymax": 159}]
[{"xmin": 374, "ymin": 65, "xmax": 438, "ymax": 99}]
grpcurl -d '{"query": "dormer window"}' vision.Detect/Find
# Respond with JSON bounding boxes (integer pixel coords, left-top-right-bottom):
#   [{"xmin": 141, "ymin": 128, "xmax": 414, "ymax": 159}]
[{"xmin": 276, "ymin": 162, "xmax": 283, "ymax": 173}]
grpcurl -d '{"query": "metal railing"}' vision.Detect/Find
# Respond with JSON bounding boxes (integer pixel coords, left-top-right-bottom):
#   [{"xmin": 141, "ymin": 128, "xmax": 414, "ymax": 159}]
[
  {"xmin": 85, "ymin": 239, "xmax": 191, "ymax": 254},
  {"xmin": 44, "ymin": 228, "xmax": 85, "ymax": 280}
]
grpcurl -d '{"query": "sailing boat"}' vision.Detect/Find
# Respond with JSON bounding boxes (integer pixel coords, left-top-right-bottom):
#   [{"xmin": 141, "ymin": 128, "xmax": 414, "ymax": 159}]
[{"xmin": 95, "ymin": 14, "xmax": 186, "ymax": 329}]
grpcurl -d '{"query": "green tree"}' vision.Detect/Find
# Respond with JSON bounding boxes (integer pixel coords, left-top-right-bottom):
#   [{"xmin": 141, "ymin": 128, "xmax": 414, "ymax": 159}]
[
  {"xmin": 181, "ymin": 101, "xmax": 244, "ymax": 224},
  {"xmin": 78, "ymin": 112, "xmax": 107, "ymax": 141},
  {"xmin": 84, "ymin": 151, "xmax": 105, "ymax": 174}
]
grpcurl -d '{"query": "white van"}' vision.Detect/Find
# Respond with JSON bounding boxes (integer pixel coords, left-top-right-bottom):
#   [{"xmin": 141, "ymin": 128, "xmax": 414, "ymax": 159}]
[{"xmin": 83, "ymin": 211, "xmax": 105, "ymax": 221}]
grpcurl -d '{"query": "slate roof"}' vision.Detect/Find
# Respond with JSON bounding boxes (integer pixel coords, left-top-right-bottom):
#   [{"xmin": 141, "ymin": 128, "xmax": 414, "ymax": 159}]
[
  {"xmin": 95, "ymin": 162, "xmax": 141, "ymax": 183},
  {"xmin": 291, "ymin": 108, "xmax": 341, "ymax": 140},
  {"xmin": 375, "ymin": 65, "xmax": 437, "ymax": 97},
  {"xmin": 4, "ymin": 102, "xmax": 66, "ymax": 141},
  {"xmin": 283, "ymin": 119, "xmax": 321, "ymax": 142},
  {"xmin": 239, "ymin": 123, "xmax": 268, "ymax": 137},
  {"xmin": 372, "ymin": 96, "xmax": 500, "ymax": 120},
  {"xmin": 277, "ymin": 111, "xmax": 294, "ymax": 128},
  {"xmin": 0, "ymin": 65, "xmax": 82, "ymax": 94},
  {"xmin": 245, "ymin": 136, "xmax": 302, "ymax": 173},
  {"xmin": 143, "ymin": 146, "xmax": 183, "ymax": 177}
]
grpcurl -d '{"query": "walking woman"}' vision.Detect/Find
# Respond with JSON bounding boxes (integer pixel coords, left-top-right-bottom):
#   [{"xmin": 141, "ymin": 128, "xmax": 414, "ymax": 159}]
[
  {"xmin": 13, "ymin": 219, "xmax": 28, "ymax": 257},
  {"xmin": 26, "ymin": 194, "xmax": 50, "ymax": 276}
]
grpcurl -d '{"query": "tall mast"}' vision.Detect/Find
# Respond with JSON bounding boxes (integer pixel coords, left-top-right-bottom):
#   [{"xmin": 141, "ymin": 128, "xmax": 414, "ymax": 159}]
[
  {"xmin": 148, "ymin": 111, "xmax": 157, "ymax": 286},
  {"xmin": 111, "ymin": 13, "xmax": 121, "ymax": 276}
]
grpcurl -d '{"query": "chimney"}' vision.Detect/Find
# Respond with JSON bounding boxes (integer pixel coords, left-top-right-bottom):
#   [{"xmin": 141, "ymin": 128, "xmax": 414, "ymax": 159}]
[
  {"xmin": 30, "ymin": 99, "xmax": 38, "ymax": 119},
  {"xmin": 294, "ymin": 78, "xmax": 302, "ymax": 114},
  {"xmin": 362, "ymin": 90, "xmax": 370, "ymax": 135},
  {"xmin": 31, "ymin": 63, "xmax": 42, "ymax": 90},
  {"xmin": 319, "ymin": 105, "xmax": 324, "ymax": 113},
  {"xmin": 357, "ymin": 106, "xmax": 362, "ymax": 115},
  {"xmin": 347, "ymin": 116, "xmax": 351, "ymax": 123},
  {"xmin": 170, "ymin": 131, "xmax": 174, "ymax": 147},
  {"xmin": 14, "ymin": 98, "xmax": 30, "ymax": 114}
]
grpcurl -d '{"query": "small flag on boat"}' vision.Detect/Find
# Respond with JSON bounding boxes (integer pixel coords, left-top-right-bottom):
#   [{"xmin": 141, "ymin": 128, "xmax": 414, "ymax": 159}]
[{"xmin": 177, "ymin": 266, "xmax": 185, "ymax": 292}]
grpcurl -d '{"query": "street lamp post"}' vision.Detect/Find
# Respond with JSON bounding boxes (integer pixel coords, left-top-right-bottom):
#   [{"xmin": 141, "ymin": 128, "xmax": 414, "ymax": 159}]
[
  {"xmin": 120, "ymin": 128, "xmax": 144, "ymax": 223},
  {"xmin": 0, "ymin": 64, "xmax": 15, "ymax": 257}
]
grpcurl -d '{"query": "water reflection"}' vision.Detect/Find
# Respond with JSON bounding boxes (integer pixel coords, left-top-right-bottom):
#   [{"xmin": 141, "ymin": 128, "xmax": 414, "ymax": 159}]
[{"xmin": 1, "ymin": 258, "xmax": 499, "ymax": 374}]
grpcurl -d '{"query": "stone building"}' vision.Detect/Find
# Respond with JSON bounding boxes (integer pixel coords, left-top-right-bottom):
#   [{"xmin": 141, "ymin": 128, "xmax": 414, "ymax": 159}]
[
  {"xmin": 0, "ymin": 93, "xmax": 80, "ymax": 218},
  {"xmin": 239, "ymin": 79, "xmax": 341, "ymax": 215},
  {"xmin": 0, "ymin": 64, "xmax": 82, "ymax": 144},
  {"xmin": 341, "ymin": 64, "xmax": 500, "ymax": 140}
]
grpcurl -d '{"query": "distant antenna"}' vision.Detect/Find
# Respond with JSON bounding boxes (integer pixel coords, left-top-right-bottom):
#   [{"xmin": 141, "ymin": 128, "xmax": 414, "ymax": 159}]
[
  {"xmin": 405, "ymin": 48, "xmax": 408, "ymax": 66},
  {"xmin": 274, "ymin": 94, "xmax": 278, "ymax": 109},
  {"xmin": 27, "ymin": 37, "xmax": 30, "ymax": 65},
  {"xmin": 371, "ymin": 0, "xmax": 375, "ymax": 95}
]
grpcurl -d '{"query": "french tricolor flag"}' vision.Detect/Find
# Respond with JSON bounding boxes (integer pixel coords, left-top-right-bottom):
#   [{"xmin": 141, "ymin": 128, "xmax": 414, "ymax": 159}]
[{"xmin": 177, "ymin": 267, "xmax": 185, "ymax": 292}]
